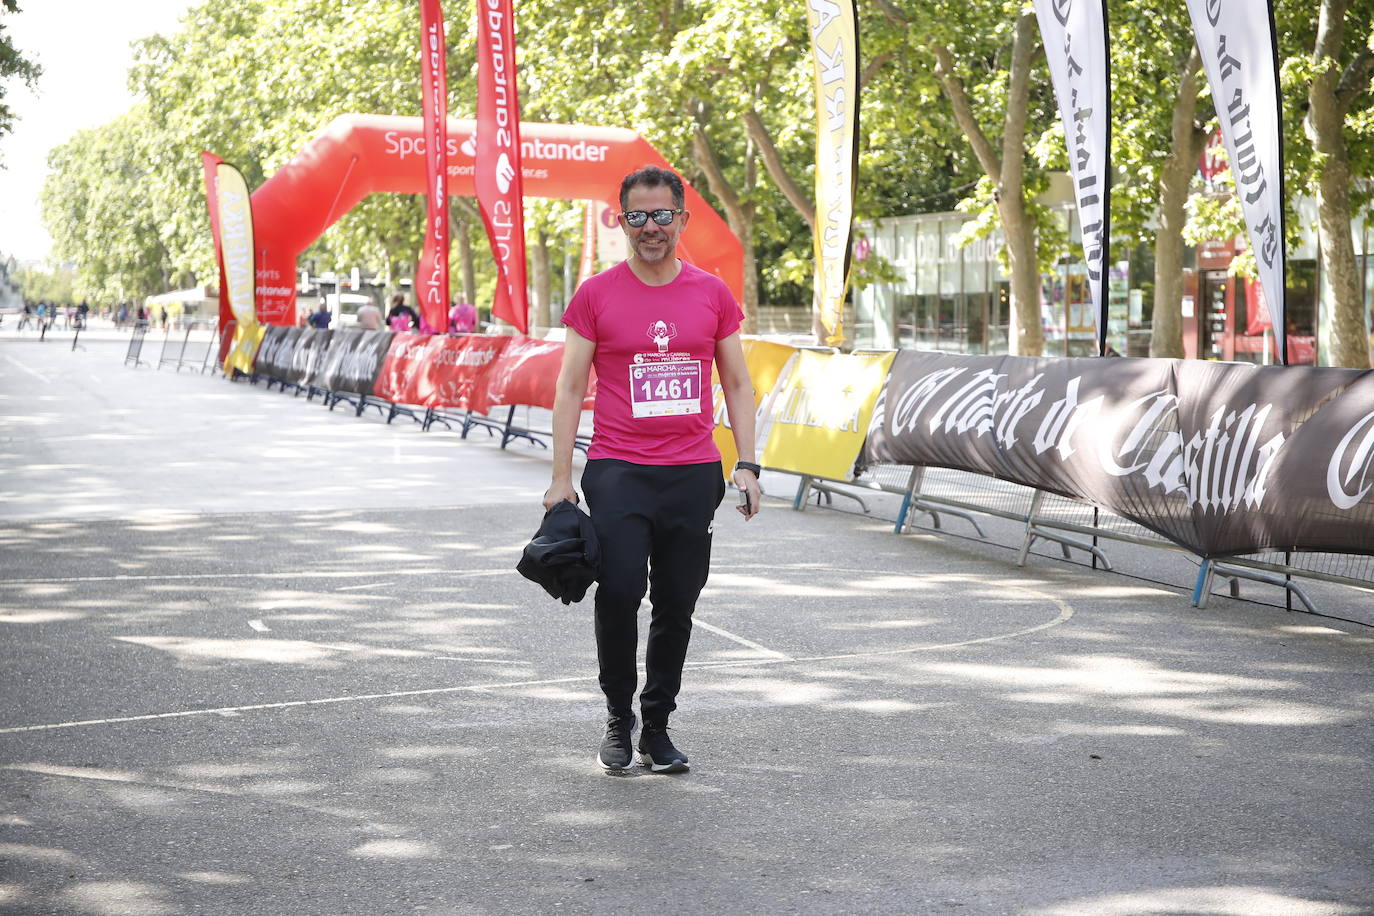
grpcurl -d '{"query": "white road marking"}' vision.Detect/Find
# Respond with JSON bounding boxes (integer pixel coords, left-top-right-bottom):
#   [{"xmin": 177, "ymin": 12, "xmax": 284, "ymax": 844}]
[
  {"xmin": 3, "ymin": 354, "xmax": 51, "ymax": 384},
  {"xmin": 434, "ymin": 657, "xmax": 529, "ymax": 665},
  {"xmin": 0, "ymin": 569, "xmax": 508, "ymax": 586},
  {"xmin": 692, "ymin": 617, "xmax": 793, "ymax": 660},
  {"xmin": 247, "ymin": 620, "xmax": 270, "ymax": 632},
  {"xmin": 793, "ymin": 594, "xmax": 1074, "ymax": 661},
  {"xmin": 0, "ymin": 585, "xmax": 1074, "ymax": 736},
  {"xmin": 0, "ymin": 674, "xmax": 599, "ymax": 734},
  {"xmin": 335, "ymin": 582, "xmax": 395, "ymax": 591}
]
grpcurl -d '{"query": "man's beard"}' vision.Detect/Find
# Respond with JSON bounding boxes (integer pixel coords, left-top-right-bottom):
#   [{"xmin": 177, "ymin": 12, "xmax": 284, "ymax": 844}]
[{"xmin": 633, "ymin": 233, "xmax": 673, "ymax": 263}]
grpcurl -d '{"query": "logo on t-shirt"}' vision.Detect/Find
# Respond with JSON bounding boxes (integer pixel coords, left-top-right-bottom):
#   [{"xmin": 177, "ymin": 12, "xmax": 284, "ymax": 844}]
[
  {"xmin": 630, "ymin": 321, "xmax": 700, "ymax": 419},
  {"xmin": 646, "ymin": 320, "xmax": 678, "ymax": 354}
]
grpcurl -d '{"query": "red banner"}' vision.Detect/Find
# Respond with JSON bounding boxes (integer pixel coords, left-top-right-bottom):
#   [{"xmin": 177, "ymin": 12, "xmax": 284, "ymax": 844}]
[
  {"xmin": 200, "ymin": 151, "xmax": 232, "ymax": 331},
  {"xmin": 417, "ymin": 0, "xmax": 449, "ymax": 334},
  {"xmin": 485, "ymin": 338, "xmax": 596, "ymax": 411},
  {"xmin": 475, "ymin": 0, "xmax": 529, "ymax": 334},
  {"xmin": 373, "ymin": 333, "xmax": 514, "ymax": 412}
]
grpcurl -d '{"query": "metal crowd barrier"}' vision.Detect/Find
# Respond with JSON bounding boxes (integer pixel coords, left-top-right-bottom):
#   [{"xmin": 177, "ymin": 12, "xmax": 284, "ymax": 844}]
[
  {"xmin": 903, "ymin": 466, "xmax": 1033, "ymax": 538},
  {"xmin": 207, "ymin": 322, "xmax": 234, "ymax": 374},
  {"xmin": 443, "ymin": 404, "xmax": 592, "ymax": 454},
  {"xmin": 241, "ymin": 362, "xmax": 594, "ymax": 455},
  {"xmin": 1194, "ymin": 550, "xmax": 1374, "ymax": 613},
  {"xmin": 124, "ymin": 321, "xmax": 151, "ymax": 367},
  {"xmin": 172, "ymin": 331, "xmax": 1374, "ymax": 618},
  {"xmin": 156, "ymin": 324, "xmax": 215, "ymax": 371},
  {"xmin": 1016, "ymin": 489, "xmax": 1189, "ymax": 571},
  {"xmin": 784, "ymin": 461, "xmax": 1372, "ymax": 617}
]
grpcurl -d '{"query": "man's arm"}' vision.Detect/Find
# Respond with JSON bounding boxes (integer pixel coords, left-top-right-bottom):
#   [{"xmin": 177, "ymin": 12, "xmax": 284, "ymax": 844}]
[
  {"xmin": 715, "ymin": 331, "xmax": 762, "ymax": 519},
  {"xmin": 544, "ymin": 328, "xmax": 595, "ymax": 509}
]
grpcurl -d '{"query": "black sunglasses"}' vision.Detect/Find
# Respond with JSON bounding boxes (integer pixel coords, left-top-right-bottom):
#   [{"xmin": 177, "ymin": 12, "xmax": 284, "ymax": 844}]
[{"xmin": 622, "ymin": 208, "xmax": 683, "ymax": 227}]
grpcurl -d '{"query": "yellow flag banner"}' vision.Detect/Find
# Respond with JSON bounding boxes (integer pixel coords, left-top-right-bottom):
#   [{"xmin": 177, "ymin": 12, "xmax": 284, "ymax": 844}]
[
  {"xmin": 215, "ymin": 161, "xmax": 260, "ymax": 375},
  {"xmin": 711, "ymin": 339, "xmax": 799, "ymax": 478},
  {"xmin": 762, "ymin": 349, "xmax": 893, "ymax": 481},
  {"xmin": 806, "ymin": 0, "xmax": 859, "ymax": 346}
]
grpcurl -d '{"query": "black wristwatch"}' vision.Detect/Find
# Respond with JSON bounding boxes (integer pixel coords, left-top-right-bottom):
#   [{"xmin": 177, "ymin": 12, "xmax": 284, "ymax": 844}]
[{"xmin": 734, "ymin": 461, "xmax": 762, "ymax": 478}]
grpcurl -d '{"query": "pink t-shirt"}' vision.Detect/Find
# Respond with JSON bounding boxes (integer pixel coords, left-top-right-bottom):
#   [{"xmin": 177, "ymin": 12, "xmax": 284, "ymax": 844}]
[{"xmin": 562, "ymin": 260, "xmax": 743, "ymax": 465}]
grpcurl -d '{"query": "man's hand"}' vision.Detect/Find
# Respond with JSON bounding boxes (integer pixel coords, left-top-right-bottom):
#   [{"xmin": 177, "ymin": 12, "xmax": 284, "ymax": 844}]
[
  {"xmin": 733, "ymin": 468, "xmax": 762, "ymax": 520},
  {"xmin": 543, "ymin": 479, "xmax": 579, "ymax": 511}
]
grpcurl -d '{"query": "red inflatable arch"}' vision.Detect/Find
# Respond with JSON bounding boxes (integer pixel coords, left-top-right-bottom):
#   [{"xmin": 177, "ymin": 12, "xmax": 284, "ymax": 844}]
[{"xmin": 245, "ymin": 113, "xmax": 744, "ymax": 325}]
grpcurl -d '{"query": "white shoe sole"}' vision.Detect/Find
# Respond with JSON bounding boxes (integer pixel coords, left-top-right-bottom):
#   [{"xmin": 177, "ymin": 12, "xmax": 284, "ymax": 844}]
[
  {"xmin": 635, "ymin": 751, "xmax": 689, "ymax": 773},
  {"xmin": 597, "ymin": 755, "xmax": 632, "ymax": 771}
]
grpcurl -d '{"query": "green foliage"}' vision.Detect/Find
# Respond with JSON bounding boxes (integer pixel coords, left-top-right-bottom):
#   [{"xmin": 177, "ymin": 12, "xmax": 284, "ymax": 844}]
[
  {"xmin": 42, "ymin": 108, "xmax": 186, "ymax": 301},
  {"xmin": 1104, "ymin": 0, "xmax": 1212, "ymax": 251},
  {"xmin": 13, "ymin": 261, "xmax": 76, "ymax": 306},
  {"xmin": 0, "ymin": 0, "xmax": 41, "ymax": 156},
  {"xmin": 29, "ymin": 0, "xmax": 1374, "ymax": 322}
]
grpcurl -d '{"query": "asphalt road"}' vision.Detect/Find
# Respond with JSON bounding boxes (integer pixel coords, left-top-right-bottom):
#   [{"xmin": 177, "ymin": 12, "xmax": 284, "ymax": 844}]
[{"xmin": 2, "ymin": 334, "xmax": 1372, "ymax": 915}]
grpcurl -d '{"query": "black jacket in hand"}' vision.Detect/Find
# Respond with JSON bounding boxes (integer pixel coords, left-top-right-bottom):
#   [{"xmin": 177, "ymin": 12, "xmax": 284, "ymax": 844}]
[{"xmin": 516, "ymin": 499, "xmax": 600, "ymax": 605}]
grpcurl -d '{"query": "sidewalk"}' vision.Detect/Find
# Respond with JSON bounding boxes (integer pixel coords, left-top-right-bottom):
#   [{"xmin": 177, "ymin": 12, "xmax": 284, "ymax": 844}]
[{"xmin": 2, "ymin": 339, "xmax": 1371, "ymax": 915}]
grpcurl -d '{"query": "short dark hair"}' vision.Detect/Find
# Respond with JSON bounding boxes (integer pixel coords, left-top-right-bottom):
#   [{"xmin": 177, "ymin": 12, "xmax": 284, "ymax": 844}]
[{"xmin": 619, "ymin": 165, "xmax": 684, "ymax": 211}]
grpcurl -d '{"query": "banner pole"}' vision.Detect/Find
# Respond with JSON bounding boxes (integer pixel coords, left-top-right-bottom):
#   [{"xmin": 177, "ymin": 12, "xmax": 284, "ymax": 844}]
[
  {"xmin": 1032, "ymin": 0, "xmax": 1112, "ymax": 357},
  {"xmin": 1098, "ymin": 0, "xmax": 1112, "ymax": 357},
  {"xmin": 1266, "ymin": 0, "xmax": 1288, "ymax": 366}
]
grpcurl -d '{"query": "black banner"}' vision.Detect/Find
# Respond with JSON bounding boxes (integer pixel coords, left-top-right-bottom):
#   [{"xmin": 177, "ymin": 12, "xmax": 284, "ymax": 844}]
[
  {"xmin": 288, "ymin": 328, "xmax": 334, "ymax": 384},
  {"xmin": 308, "ymin": 329, "xmax": 394, "ymax": 396},
  {"xmin": 863, "ymin": 351, "xmax": 1374, "ymax": 558},
  {"xmin": 254, "ymin": 326, "xmax": 301, "ymax": 380}
]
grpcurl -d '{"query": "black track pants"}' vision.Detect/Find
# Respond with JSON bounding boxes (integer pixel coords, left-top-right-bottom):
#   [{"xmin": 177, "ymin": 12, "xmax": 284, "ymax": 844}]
[{"xmin": 580, "ymin": 458, "xmax": 726, "ymax": 724}]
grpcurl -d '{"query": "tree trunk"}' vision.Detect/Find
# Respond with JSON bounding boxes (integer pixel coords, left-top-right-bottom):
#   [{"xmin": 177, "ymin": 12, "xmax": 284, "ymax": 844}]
[
  {"xmin": 1307, "ymin": 0, "xmax": 1372, "ymax": 368},
  {"xmin": 999, "ymin": 11, "xmax": 1042, "ymax": 356},
  {"xmin": 456, "ymin": 217, "xmax": 476, "ymax": 306},
  {"xmin": 451, "ymin": 199, "xmax": 479, "ymax": 306},
  {"xmin": 744, "ymin": 108, "xmax": 814, "ymax": 231},
  {"xmin": 1000, "ymin": 196, "xmax": 1043, "ymax": 356},
  {"xmin": 745, "ymin": 103, "xmax": 823, "ymax": 341},
  {"xmin": 531, "ymin": 229, "xmax": 553, "ymax": 333},
  {"xmin": 932, "ymin": 10, "xmax": 1042, "ymax": 356},
  {"xmin": 691, "ymin": 122, "xmax": 759, "ymax": 333},
  {"xmin": 1151, "ymin": 47, "xmax": 1206, "ymax": 359}
]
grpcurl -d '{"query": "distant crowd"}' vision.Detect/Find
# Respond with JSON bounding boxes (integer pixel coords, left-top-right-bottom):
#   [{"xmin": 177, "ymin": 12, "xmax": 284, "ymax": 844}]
[
  {"xmin": 300, "ymin": 294, "xmax": 480, "ymax": 335},
  {"xmin": 6, "ymin": 301, "xmax": 184, "ymax": 332},
  {"xmin": 10, "ymin": 300, "xmax": 90, "ymax": 331},
  {"xmin": 6, "ymin": 293, "xmax": 486, "ymax": 336}
]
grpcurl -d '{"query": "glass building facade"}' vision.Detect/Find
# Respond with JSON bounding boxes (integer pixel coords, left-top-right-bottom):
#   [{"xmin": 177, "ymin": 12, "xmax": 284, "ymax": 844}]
[{"xmin": 852, "ymin": 198, "xmax": 1374, "ymax": 365}]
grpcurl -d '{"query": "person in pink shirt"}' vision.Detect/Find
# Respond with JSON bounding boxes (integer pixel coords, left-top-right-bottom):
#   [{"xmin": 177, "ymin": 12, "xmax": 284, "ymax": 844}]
[
  {"xmin": 544, "ymin": 165, "xmax": 761, "ymax": 774},
  {"xmin": 449, "ymin": 299, "xmax": 477, "ymax": 334}
]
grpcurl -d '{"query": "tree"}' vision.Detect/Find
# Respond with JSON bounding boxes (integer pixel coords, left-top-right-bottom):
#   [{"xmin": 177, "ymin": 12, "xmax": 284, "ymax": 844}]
[
  {"xmin": 1108, "ymin": 0, "xmax": 1212, "ymax": 358},
  {"xmin": 1174, "ymin": 0, "xmax": 1373, "ymax": 367},
  {"xmin": 520, "ymin": 0, "xmax": 827, "ymax": 328},
  {"xmin": 0, "ymin": 0, "xmax": 41, "ymax": 158},
  {"xmin": 1297, "ymin": 0, "xmax": 1373, "ymax": 368},
  {"xmin": 871, "ymin": 0, "xmax": 1058, "ymax": 356},
  {"xmin": 13, "ymin": 262, "xmax": 76, "ymax": 306},
  {"xmin": 126, "ymin": 0, "xmax": 474, "ymax": 294},
  {"xmin": 41, "ymin": 108, "xmax": 183, "ymax": 302}
]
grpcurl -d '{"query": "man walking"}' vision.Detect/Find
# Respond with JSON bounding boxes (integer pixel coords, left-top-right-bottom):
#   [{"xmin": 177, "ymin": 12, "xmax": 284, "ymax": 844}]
[{"xmin": 544, "ymin": 165, "xmax": 762, "ymax": 774}]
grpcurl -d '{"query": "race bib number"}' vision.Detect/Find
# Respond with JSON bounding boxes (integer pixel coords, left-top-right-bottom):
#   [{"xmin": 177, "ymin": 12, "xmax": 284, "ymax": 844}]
[{"xmin": 629, "ymin": 360, "xmax": 702, "ymax": 418}]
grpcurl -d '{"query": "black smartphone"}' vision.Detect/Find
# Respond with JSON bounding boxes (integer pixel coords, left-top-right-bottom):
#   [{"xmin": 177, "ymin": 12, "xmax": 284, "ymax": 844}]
[{"xmin": 738, "ymin": 487, "xmax": 752, "ymax": 514}]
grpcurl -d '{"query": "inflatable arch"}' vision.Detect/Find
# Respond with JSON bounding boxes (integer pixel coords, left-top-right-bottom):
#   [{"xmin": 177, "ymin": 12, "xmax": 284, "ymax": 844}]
[{"xmin": 246, "ymin": 113, "xmax": 745, "ymax": 325}]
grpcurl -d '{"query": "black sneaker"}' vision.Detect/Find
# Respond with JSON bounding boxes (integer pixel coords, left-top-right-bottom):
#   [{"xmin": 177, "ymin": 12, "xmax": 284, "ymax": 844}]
[
  {"xmin": 636, "ymin": 724, "xmax": 689, "ymax": 773},
  {"xmin": 597, "ymin": 712, "xmax": 635, "ymax": 771}
]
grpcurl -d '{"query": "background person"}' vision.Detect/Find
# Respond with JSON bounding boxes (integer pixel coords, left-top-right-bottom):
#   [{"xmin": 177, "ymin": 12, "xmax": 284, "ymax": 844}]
[
  {"xmin": 544, "ymin": 165, "xmax": 762, "ymax": 775},
  {"xmin": 307, "ymin": 304, "xmax": 332, "ymax": 329},
  {"xmin": 387, "ymin": 293, "xmax": 419, "ymax": 331},
  {"xmin": 357, "ymin": 299, "xmax": 383, "ymax": 330},
  {"xmin": 449, "ymin": 299, "xmax": 477, "ymax": 334}
]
